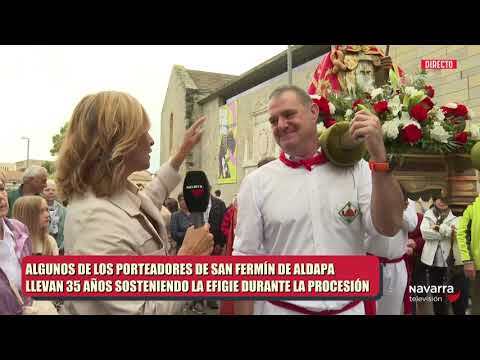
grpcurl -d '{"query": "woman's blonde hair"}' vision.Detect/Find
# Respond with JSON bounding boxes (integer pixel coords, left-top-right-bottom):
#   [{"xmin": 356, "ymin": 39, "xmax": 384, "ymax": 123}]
[
  {"xmin": 56, "ymin": 91, "xmax": 150, "ymax": 199},
  {"xmin": 12, "ymin": 195, "xmax": 54, "ymax": 255}
]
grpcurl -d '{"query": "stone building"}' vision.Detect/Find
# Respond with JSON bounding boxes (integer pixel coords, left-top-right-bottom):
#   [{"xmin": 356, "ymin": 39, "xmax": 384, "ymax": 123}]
[
  {"xmin": 15, "ymin": 159, "xmax": 48, "ymax": 172},
  {"xmin": 161, "ymin": 65, "xmax": 239, "ymax": 195},
  {"xmin": 0, "ymin": 170, "xmax": 23, "ymax": 190},
  {"xmin": 0, "ymin": 162, "xmax": 15, "ymax": 172}
]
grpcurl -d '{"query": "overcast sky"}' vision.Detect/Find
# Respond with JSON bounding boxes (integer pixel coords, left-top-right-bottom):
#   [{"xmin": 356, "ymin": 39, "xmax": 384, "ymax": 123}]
[{"xmin": 0, "ymin": 45, "xmax": 287, "ymax": 172}]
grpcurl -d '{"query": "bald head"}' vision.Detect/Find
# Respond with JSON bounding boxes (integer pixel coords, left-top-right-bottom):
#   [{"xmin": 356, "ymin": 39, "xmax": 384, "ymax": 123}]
[{"xmin": 269, "ymin": 85, "xmax": 313, "ymax": 108}]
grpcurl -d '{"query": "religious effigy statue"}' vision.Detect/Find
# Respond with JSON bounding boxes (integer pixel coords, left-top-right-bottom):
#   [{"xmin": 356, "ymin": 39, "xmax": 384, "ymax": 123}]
[
  {"xmin": 309, "ymin": 45, "xmax": 480, "ymax": 214},
  {"xmin": 308, "ymin": 45, "xmax": 403, "ymax": 97}
]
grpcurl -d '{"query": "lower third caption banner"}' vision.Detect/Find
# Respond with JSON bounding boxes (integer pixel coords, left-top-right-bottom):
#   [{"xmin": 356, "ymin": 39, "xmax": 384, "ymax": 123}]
[{"xmin": 22, "ymin": 256, "xmax": 381, "ymax": 300}]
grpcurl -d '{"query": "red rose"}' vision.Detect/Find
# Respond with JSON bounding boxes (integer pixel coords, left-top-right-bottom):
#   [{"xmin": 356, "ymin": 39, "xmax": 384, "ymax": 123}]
[
  {"xmin": 313, "ymin": 96, "xmax": 330, "ymax": 115},
  {"xmin": 373, "ymin": 100, "xmax": 389, "ymax": 114},
  {"xmin": 352, "ymin": 99, "xmax": 363, "ymax": 109},
  {"xmin": 401, "ymin": 124, "xmax": 422, "ymax": 144},
  {"xmin": 324, "ymin": 118, "xmax": 337, "ymax": 128},
  {"xmin": 420, "ymin": 97, "xmax": 434, "ymax": 111},
  {"xmin": 409, "ymin": 103, "xmax": 428, "ymax": 122},
  {"xmin": 455, "ymin": 104, "xmax": 468, "ymax": 117},
  {"xmin": 425, "ymin": 85, "xmax": 435, "ymax": 98},
  {"xmin": 455, "ymin": 131, "xmax": 468, "ymax": 144},
  {"xmin": 441, "ymin": 106, "xmax": 456, "ymax": 117}
]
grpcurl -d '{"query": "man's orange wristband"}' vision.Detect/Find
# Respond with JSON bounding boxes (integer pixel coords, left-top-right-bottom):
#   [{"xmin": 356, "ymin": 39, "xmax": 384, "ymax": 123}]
[{"xmin": 368, "ymin": 160, "xmax": 390, "ymax": 172}]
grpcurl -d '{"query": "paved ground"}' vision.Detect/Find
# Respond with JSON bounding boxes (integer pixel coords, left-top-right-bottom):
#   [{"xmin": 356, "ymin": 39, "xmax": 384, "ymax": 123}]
[{"xmin": 179, "ymin": 301, "xmax": 219, "ymax": 315}]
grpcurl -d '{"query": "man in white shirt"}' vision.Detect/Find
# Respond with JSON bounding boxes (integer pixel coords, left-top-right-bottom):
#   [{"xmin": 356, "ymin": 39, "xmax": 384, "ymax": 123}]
[
  {"xmin": 365, "ymin": 193, "xmax": 418, "ymax": 315},
  {"xmin": 233, "ymin": 85, "xmax": 405, "ymax": 315}
]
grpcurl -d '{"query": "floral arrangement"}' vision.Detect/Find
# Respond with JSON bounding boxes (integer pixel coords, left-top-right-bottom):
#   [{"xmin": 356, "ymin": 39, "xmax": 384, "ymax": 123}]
[{"xmin": 313, "ymin": 70, "xmax": 478, "ymax": 155}]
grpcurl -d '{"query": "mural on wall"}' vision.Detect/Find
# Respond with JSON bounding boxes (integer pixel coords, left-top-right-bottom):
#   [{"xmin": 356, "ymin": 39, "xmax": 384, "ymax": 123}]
[
  {"xmin": 218, "ymin": 101, "xmax": 238, "ymax": 184},
  {"xmin": 253, "ymin": 113, "xmax": 280, "ymax": 162}
]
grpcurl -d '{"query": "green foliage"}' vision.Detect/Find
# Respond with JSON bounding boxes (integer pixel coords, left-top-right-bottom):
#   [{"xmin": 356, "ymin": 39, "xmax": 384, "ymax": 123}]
[
  {"xmin": 42, "ymin": 161, "xmax": 56, "ymax": 176},
  {"xmin": 50, "ymin": 122, "xmax": 69, "ymax": 156}
]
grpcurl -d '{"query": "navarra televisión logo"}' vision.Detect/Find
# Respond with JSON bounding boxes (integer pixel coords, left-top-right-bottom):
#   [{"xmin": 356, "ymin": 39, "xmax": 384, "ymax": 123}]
[{"xmin": 409, "ymin": 285, "xmax": 461, "ymax": 303}]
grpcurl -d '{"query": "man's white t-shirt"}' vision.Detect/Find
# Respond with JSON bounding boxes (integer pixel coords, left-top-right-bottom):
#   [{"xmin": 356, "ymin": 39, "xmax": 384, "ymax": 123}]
[
  {"xmin": 365, "ymin": 199, "xmax": 418, "ymax": 259},
  {"xmin": 233, "ymin": 158, "xmax": 382, "ymax": 313}
]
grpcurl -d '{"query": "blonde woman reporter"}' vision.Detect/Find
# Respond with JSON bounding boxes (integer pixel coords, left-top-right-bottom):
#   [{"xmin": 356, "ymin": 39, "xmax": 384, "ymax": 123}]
[{"xmin": 56, "ymin": 91, "xmax": 213, "ymax": 315}]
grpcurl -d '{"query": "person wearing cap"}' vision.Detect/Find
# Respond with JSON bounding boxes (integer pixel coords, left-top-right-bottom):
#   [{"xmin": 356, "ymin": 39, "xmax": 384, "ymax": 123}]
[
  {"xmin": 420, "ymin": 196, "xmax": 464, "ymax": 315},
  {"xmin": 233, "ymin": 85, "xmax": 405, "ymax": 315}
]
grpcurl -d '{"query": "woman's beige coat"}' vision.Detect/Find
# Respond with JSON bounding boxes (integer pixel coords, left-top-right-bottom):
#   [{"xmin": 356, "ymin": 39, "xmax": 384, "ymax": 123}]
[{"xmin": 62, "ymin": 162, "xmax": 185, "ymax": 315}]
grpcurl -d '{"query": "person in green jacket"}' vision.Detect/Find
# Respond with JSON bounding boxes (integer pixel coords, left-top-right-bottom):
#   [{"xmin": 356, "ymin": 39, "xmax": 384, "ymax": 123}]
[
  {"xmin": 7, "ymin": 165, "xmax": 48, "ymax": 217},
  {"xmin": 457, "ymin": 196, "xmax": 480, "ymax": 315}
]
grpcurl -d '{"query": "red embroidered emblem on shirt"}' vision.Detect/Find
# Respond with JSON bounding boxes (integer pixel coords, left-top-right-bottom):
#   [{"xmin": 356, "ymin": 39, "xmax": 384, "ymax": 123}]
[{"xmin": 338, "ymin": 202, "xmax": 359, "ymax": 224}]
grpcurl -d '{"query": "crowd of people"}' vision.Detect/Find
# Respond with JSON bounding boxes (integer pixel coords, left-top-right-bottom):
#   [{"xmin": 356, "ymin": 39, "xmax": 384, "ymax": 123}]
[
  {"xmin": 1, "ymin": 166, "xmax": 66, "ymax": 314},
  {"xmin": 1, "ymin": 87, "xmax": 480, "ymax": 316},
  {"xmin": 165, "ymin": 187, "xmax": 227, "ymax": 313}
]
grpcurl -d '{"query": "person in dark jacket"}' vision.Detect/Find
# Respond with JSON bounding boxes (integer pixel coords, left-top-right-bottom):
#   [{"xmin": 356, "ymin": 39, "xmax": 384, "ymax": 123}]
[
  {"xmin": 204, "ymin": 184, "xmax": 227, "ymax": 256},
  {"xmin": 203, "ymin": 181, "xmax": 227, "ymax": 311},
  {"xmin": 170, "ymin": 193, "xmax": 193, "ymax": 252},
  {"xmin": 164, "ymin": 197, "xmax": 179, "ymax": 214}
]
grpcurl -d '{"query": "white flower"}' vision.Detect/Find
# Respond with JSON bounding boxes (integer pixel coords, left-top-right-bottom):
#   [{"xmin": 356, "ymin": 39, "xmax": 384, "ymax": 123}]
[
  {"xmin": 469, "ymin": 108, "xmax": 475, "ymax": 118},
  {"xmin": 463, "ymin": 104, "xmax": 472, "ymax": 119},
  {"xmin": 328, "ymin": 102, "xmax": 336, "ymax": 115},
  {"xmin": 404, "ymin": 87, "xmax": 425, "ymax": 101},
  {"xmin": 404, "ymin": 87, "xmax": 416, "ymax": 97},
  {"xmin": 430, "ymin": 122, "xmax": 450, "ymax": 143},
  {"xmin": 370, "ymin": 88, "xmax": 384, "ymax": 99},
  {"xmin": 344, "ymin": 109, "xmax": 354, "ymax": 121},
  {"xmin": 382, "ymin": 118, "xmax": 401, "ymax": 140},
  {"xmin": 317, "ymin": 122, "xmax": 326, "ymax": 136},
  {"xmin": 399, "ymin": 111, "xmax": 412, "ymax": 126},
  {"xmin": 429, "ymin": 107, "xmax": 445, "ymax": 122},
  {"xmin": 388, "ymin": 95, "xmax": 402, "ymax": 115}
]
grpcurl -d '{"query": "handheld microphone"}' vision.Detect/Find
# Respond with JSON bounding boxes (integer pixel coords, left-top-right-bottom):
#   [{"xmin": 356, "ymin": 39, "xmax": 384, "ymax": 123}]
[{"xmin": 183, "ymin": 171, "xmax": 210, "ymax": 229}]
